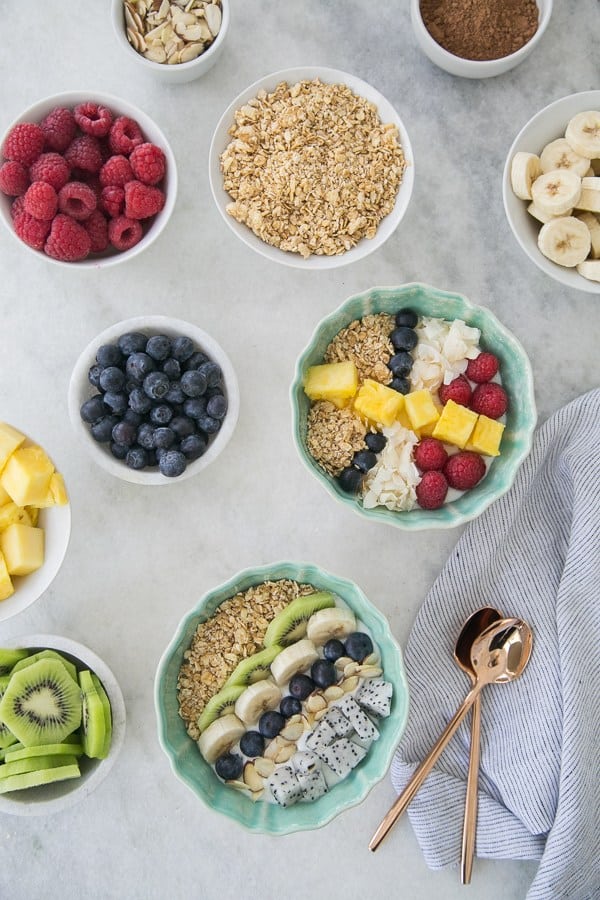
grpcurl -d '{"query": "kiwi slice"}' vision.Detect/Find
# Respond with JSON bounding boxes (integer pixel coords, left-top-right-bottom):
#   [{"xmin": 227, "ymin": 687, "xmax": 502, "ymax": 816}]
[
  {"xmin": 0, "ymin": 754, "xmax": 79, "ymax": 781},
  {"xmin": 197, "ymin": 683, "xmax": 245, "ymax": 734},
  {"xmin": 79, "ymin": 671, "xmax": 106, "ymax": 759},
  {"xmin": 224, "ymin": 646, "xmax": 283, "ymax": 688},
  {"xmin": 0, "ymin": 649, "xmax": 28, "ymax": 676},
  {"xmin": 5, "ymin": 742, "xmax": 83, "ymax": 763},
  {"xmin": 0, "ymin": 659, "xmax": 82, "ymax": 747},
  {"xmin": 263, "ymin": 592, "xmax": 335, "ymax": 647},
  {"xmin": 0, "ymin": 742, "xmax": 22, "ymax": 761},
  {"xmin": 90, "ymin": 674, "xmax": 112, "ymax": 759},
  {"xmin": 0, "ymin": 676, "xmax": 17, "ymax": 751},
  {"xmin": 12, "ymin": 650, "xmax": 78, "ymax": 684},
  {"xmin": 0, "ymin": 763, "xmax": 81, "ymax": 795}
]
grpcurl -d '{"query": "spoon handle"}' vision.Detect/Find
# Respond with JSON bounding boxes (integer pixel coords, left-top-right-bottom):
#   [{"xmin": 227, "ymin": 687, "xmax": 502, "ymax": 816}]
[
  {"xmin": 460, "ymin": 694, "xmax": 481, "ymax": 884},
  {"xmin": 369, "ymin": 683, "xmax": 481, "ymax": 852}
]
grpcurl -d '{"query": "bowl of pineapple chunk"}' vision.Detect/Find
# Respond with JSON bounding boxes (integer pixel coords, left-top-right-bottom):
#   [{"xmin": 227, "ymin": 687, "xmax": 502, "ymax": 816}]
[
  {"xmin": 0, "ymin": 423, "xmax": 71, "ymax": 622},
  {"xmin": 290, "ymin": 284, "xmax": 537, "ymax": 530}
]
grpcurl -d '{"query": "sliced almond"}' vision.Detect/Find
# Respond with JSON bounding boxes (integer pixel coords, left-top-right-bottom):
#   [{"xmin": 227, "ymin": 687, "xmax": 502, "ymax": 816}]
[
  {"xmin": 335, "ymin": 656, "xmax": 352, "ymax": 669},
  {"xmin": 243, "ymin": 762, "xmax": 264, "ymax": 793},
  {"xmin": 306, "ymin": 694, "xmax": 327, "ymax": 713},
  {"xmin": 158, "ymin": 0, "xmax": 170, "ymax": 18},
  {"xmin": 341, "ymin": 675, "xmax": 359, "ymax": 693},
  {"xmin": 180, "ymin": 41, "xmax": 204, "ymax": 62},
  {"xmin": 344, "ymin": 661, "xmax": 360, "ymax": 677},
  {"xmin": 126, "ymin": 26, "xmax": 141, "ymax": 50},
  {"xmin": 254, "ymin": 757, "xmax": 275, "ymax": 778},
  {"xmin": 280, "ymin": 721, "xmax": 304, "ymax": 742},
  {"xmin": 205, "ymin": 3, "xmax": 221, "ymax": 36},
  {"xmin": 264, "ymin": 736, "xmax": 286, "ymax": 760},
  {"xmin": 324, "ymin": 685, "xmax": 344, "ymax": 702},
  {"xmin": 364, "ymin": 653, "xmax": 380, "ymax": 666},
  {"xmin": 226, "ymin": 779, "xmax": 250, "ymax": 792},
  {"xmin": 358, "ymin": 665, "xmax": 383, "ymax": 679},
  {"xmin": 274, "ymin": 743, "xmax": 296, "ymax": 764},
  {"xmin": 251, "ymin": 789, "xmax": 264, "ymax": 803},
  {"xmin": 144, "ymin": 45, "xmax": 167, "ymax": 62},
  {"xmin": 314, "ymin": 708, "xmax": 328, "ymax": 722},
  {"xmin": 183, "ymin": 23, "xmax": 204, "ymax": 40}
]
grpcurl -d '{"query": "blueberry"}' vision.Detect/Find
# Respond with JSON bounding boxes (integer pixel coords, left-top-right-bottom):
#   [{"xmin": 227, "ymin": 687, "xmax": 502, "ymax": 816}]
[
  {"xmin": 145, "ymin": 335, "xmax": 171, "ymax": 361},
  {"xmin": 150, "ymin": 404, "xmax": 173, "ymax": 426},
  {"xmin": 153, "ymin": 427, "xmax": 175, "ymax": 450},
  {"xmin": 390, "ymin": 326, "xmax": 418, "ymax": 352},
  {"xmin": 337, "ymin": 467, "xmax": 363, "ymax": 493},
  {"xmin": 395, "ymin": 308, "xmax": 418, "ymax": 328},
  {"xmin": 171, "ymin": 335, "xmax": 195, "ymax": 362},
  {"xmin": 164, "ymin": 383, "xmax": 185, "ymax": 405},
  {"xmin": 161, "ymin": 358, "xmax": 181, "ymax": 381},
  {"xmin": 80, "ymin": 395, "xmax": 107, "ymax": 424},
  {"xmin": 183, "ymin": 351, "xmax": 208, "ymax": 371},
  {"xmin": 128, "ymin": 387, "xmax": 152, "ymax": 415},
  {"xmin": 126, "ymin": 447, "xmax": 147, "ymax": 469},
  {"xmin": 344, "ymin": 632, "xmax": 374, "ymax": 662},
  {"xmin": 239, "ymin": 731, "xmax": 264, "ymax": 758},
  {"xmin": 124, "ymin": 409, "xmax": 142, "ymax": 427},
  {"xmin": 197, "ymin": 414, "xmax": 220, "ymax": 435},
  {"xmin": 145, "ymin": 448, "xmax": 158, "ymax": 467},
  {"xmin": 102, "ymin": 392, "xmax": 128, "ymax": 416},
  {"xmin": 323, "ymin": 639, "xmax": 346, "ymax": 662},
  {"xmin": 110, "ymin": 442, "xmax": 129, "ymax": 460},
  {"xmin": 365, "ymin": 432, "xmax": 387, "ymax": 453},
  {"xmin": 143, "ymin": 371, "xmax": 170, "ymax": 400},
  {"xmin": 183, "ymin": 398, "xmax": 207, "ymax": 420},
  {"xmin": 88, "ymin": 365, "xmax": 103, "ymax": 389},
  {"xmin": 311, "ymin": 659, "xmax": 337, "ymax": 689},
  {"xmin": 280, "ymin": 696, "xmax": 302, "ymax": 718},
  {"xmin": 198, "ymin": 361, "xmax": 222, "ymax": 388},
  {"xmin": 159, "ymin": 449, "xmax": 187, "ymax": 478},
  {"xmin": 137, "ymin": 423, "xmax": 155, "ymax": 450},
  {"xmin": 181, "ymin": 370, "xmax": 207, "ymax": 398},
  {"xmin": 288, "ymin": 674, "xmax": 315, "ymax": 701},
  {"xmin": 207, "ymin": 394, "xmax": 227, "ymax": 420},
  {"xmin": 258, "ymin": 710, "xmax": 285, "ymax": 739},
  {"xmin": 215, "ymin": 752, "xmax": 244, "ymax": 781},
  {"xmin": 111, "ymin": 421, "xmax": 137, "ymax": 446},
  {"xmin": 99, "ymin": 366, "xmax": 126, "ymax": 393},
  {"xmin": 390, "ymin": 377, "xmax": 410, "ymax": 394},
  {"xmin": 388, "ymin": 351, "xmax": 413, "ymax": 377},
  {"xmin": 353, "ymin": 449, "xmax": 377, "ymax": 472},
  {"xmin": 126, "ymin": 352, "xmax": 155, "ymax": 383},
  {"xmin": 180, "ymin": 433, "xmax": 207, "ymax": 460},
  {"xmin": 96, "ymin": 343, "xmax": 122, "ymax": 368},
  {"xmin": 170, "ymin": 416, "xmax": 196, "ymax": 440},
  {"xmin": 118, "ymin": 332, "xmax": 147, "ymax": 356},
  {"xmin": 91, "ymin": 415, "xmax": 118, "ymax": 443}
]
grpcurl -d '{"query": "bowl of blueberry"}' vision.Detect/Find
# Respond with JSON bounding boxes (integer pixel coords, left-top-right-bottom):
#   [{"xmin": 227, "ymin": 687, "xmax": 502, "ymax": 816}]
[{"xmin": 68, "ymin": 316, "xmax": 239, "ymax": 484}]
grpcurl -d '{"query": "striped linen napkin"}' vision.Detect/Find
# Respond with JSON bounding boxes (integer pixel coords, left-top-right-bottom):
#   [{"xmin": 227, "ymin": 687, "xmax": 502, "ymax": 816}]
[{"xmin": 391, "ymin": 388, "xmax": 600, "ymax": 900}]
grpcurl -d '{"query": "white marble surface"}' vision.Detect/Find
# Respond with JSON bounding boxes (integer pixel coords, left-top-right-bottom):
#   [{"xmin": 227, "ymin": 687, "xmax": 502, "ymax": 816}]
[{"xmin": 0, "ymin": 1, "xmax": 598, "ymax": 898}]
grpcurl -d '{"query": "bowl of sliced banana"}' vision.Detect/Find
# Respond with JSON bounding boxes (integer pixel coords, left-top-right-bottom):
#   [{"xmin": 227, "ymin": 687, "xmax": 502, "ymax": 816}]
[{"xmin": 503, "ymin": 90, "xmax": 600, "ymax": 294}]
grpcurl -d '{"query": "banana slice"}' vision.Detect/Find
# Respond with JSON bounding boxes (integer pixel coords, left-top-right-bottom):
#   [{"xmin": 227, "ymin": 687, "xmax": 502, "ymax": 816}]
[
  {"xmin": 538, "ymin": 216, "xmax": 591, "ymax": 267},
  {"xmin": 565, "ymin": 111, "xmax": 600, "ymax": 159},
  {"xmin": 234, "ymin": 681, "xmax": 281, "ymax": 725},
  {"xmin": 270, "ymin": 639, "xmax": 319, "ymax": 686},
  {"xmin": 306, "ymin": 607, "xmax": 357, "ymax": 645},
  {"xmin": 576, "ymin": 260, "xmax": 600, "ymax": 282},
  {"xmin": 197, "ymin": 714, "xmax": 246, "ymax": 764},
  {"xmin": 576, "ymin": 212, "xmax": 600, "ymax": 258},
  {"xmin": 531, "ymin": 170, "xmax": 582, "ymax": 216},
  {"xmin": 576, "ymin": 177, "xmax": 600, "ymax": 213},
  {"xmin": 528, "ymin": 201, "xmax": 572, "ymax": 225},
  {"xmin": 539, "ymin": 138, "xmax": 590, "ymax": 177},
  {"xmin": 510, "ymin": 152, "xmax": 542, "ymax": 200}
]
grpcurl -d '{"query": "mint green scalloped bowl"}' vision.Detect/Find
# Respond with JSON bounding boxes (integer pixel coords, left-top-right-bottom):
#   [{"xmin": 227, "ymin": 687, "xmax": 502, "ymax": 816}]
[
  {"xmin": 291, "ymin": 284, "xmax": 537, "ymax": 530},
  {"xmin": 155, "ymin": 561, "xmax": 408, "ymax": 834}
]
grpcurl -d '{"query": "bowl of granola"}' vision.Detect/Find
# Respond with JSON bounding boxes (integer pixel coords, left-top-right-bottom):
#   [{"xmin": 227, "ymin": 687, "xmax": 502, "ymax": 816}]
[
  {"xmin": 155, "ymin": 561, "xmax": 408, "ymax": 834},
  {"xmin": 291, "ymin": 284, "xmax": 537, "ymax": 529},
  {"xmin": 209, "ymin": 67, "xmax": 414, "ymax": 269}
]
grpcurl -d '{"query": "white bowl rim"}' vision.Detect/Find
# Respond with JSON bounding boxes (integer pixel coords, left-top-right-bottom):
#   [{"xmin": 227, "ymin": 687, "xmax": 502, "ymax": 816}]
[
  {"xmin": 67, "ymin": 315, "xmax": 240, "ymax": 485},
  {"xmin": 209, "ymin": 65, "xmax": 415, "ymax": 270}
]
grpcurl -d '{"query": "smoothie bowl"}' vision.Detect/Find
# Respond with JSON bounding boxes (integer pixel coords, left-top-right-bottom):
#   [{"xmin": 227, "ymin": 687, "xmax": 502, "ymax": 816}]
[{"xmin": 155, "ymin": 561, "xmax": 408, "ymax": 834}]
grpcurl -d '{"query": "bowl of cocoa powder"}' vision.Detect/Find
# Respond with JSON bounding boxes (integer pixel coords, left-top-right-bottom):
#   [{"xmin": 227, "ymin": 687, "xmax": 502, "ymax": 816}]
[{"xmin": 410, "ymin": 0, "xmax": 552, "ymax": 79}]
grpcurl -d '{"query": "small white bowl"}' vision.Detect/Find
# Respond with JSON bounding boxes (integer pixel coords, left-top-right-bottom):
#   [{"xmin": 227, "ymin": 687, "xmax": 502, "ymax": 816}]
[
  {"xmin": 209, "ymin": 67, "xmax": 415, "ymax": 270},
  {"xmin": 68, "ymin": 315, "xmax": 239, "ymax": 485},
  {"xmin": 0, "ymin": 91, "xmax": 177, "ymax": 268},
  {"xmin": 0, "ymin": 426, "xmax": 71, "ymax": 625},
  {"xmin": 0, "ymin": 634, "xmax": 126, "ymax": 816},
  {"xmin": 503, "ymin": 90, "xmax": 600, "ymax": 295},
  {"xmin": 410, "ymin": 0, "xmax": 552, "ymax": 78},
  {"xmin": 111, "ymin": 0, "xmax": 229, "ymax": 85}
]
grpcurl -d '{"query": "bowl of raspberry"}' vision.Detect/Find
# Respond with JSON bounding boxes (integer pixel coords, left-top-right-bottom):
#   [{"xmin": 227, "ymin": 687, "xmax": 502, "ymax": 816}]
[
  {"xmin": 291, "ymin": 283, "xmax": 537, "ymax": 530},
  {"xmin": 0, "ymin": 92, "xmax": 177, "ymax": 267}
]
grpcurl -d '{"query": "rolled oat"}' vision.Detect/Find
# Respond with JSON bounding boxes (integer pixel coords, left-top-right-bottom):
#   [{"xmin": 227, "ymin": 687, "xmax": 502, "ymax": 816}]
[{"xmin": 306, "ymin": 401, "xmax": 367, "ymax": 476}]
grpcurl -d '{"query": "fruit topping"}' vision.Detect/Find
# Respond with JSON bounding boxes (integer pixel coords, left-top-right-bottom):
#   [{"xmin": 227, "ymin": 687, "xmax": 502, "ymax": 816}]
[
  {"xmin": 337, "ymin": 466, "xmax": 363, "ymax": 494},
  {"xmin": 239, "ymin": 731, "xmax": 265, "ymax": 758},
  {"xmin": 438, "ymin": 375, "xmax": 472, "ymax": 407},
  {"xmin": 303, "ymin": 361, "xmax": 359, "ymax": 408},
  {"xmin": 390, "ymin": 326, "xmax": 418, "ymax": 352},
  {"xmin": 352, "ymin": 449, "xmax": 377, "ymax": 473},
  {"xmin": 3, "ymin": 123, "xmax": 45, "ymax": 166},
  {"xmin": 470, "ymin": 383, "xmax": 508, "ymax": 419},
  {"xmin": 287, "ymin": 674, "xmax": 315, "ymax": 701},
  {"xmin": 310, "ymin": 659, "xmax": 337, "ymax": 689},
  {"xmin": 415, "ymin": 470, "xmax": 448, "ymax": 510},
  {"xmin": 466, "ymin": 352, "xmax": 499, "ymax": 383},
  {"xmin": 394, "ymin": 308, "xmax": 418, "ymax": 328},
  {"xmin": 444, "ymin": 451, "xmax": 486, "ymax": 490},
  {"xmin": 234, "ymin": 681, "xmax": 281, "ymax": 726},
  {"xmin": 263, "ymin": 592, "xmax": 334, "ymax": 647},
  {"xmin": 344, "ymin": 632, "xmax": 374, "ymax": 663},
  {"xmin": 306, "ymin": 607, "xmax": 357, "ymax": 645},
  {"xmin": 279, "ymin": 696, "xmax": 302, "ymax": 719},
  {"xmin": 270, "ymin": 640, "xmax": 319, "ymax": 686},
  {"xmin": 323, "ymin": 639, "xmax": 346, "ymax": 662},
  {"xmin": 432, "ymin": 399, "xmax": 478, "ymax": 448},
  {"xmin": 414, "ymin": 437, "xmax": 449, "ymax": 472},
  {"xmin": 364, "ymin": 432, "xmax": 387, "ymax": 453},
  {"xmin": 215, "ymin": 752, "xmax": 243, "ymax": 782},
  {"xmin": 258, "ymin": 710, "xmax": 286, "ymax": 739}
]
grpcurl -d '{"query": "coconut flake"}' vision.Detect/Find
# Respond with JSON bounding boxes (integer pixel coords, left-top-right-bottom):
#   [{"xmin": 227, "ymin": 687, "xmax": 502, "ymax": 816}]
[
  {"xmin": 361, "ymin": 423, "xmax": 420, "ymax": 512},
  {"xmin": 410, "ymin": 317, "xmax": 481, "ymax": 391}
]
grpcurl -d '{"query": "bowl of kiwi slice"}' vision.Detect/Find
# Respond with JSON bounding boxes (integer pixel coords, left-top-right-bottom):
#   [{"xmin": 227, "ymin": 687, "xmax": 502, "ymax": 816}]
[{"xmin": 0, "ymin": 634, "xmax": 126, "ymax": 815}]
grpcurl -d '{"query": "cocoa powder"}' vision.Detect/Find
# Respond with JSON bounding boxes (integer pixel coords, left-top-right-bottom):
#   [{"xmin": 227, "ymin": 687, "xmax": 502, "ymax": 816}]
[{"xmin": 420, "ymin": 0, "xmax": 539, "ymax": 61}]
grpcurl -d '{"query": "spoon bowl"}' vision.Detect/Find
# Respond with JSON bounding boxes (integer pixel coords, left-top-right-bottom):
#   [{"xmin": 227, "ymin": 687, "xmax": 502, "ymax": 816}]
[
  {"xmin": 471, "ymin": 618, "xmax": 533, "ymax": 684},
  {"xmin": 454, "ymin": 607, "xmax": 503, "ymax": 677}
]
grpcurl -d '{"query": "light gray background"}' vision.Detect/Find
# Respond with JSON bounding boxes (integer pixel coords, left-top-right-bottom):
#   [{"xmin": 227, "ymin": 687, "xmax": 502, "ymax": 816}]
[{"xmin": 0, "ymin": 1, "xmax": 598, "ymax": 898}]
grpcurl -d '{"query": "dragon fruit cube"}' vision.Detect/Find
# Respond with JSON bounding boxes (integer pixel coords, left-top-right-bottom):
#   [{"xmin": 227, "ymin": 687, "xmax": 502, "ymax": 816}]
[
  {"xmin": 356, "ymin": 679, "xmax": 393, "ymax": 718},
  {"xmin": 268, "ymin": 765, "xmax": 303, "ymax": 807}
]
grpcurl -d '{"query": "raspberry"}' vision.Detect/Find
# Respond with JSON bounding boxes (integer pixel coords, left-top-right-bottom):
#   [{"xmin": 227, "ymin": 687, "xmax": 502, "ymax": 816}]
[
  {"xmin": 444, "ymin": 452, "xmax": 486, "ymax": 491},
  {"xmin": 84, "ymin": 209, "xmax": 109, "ymax": 253},
  {"xmin": 439, "ymin": 375, "xmax": 472, "ymax": 407},
  {"xmin": 74, "ymin": 102, "xmax": 113, "ymax": 138},
  {"xmin": 130, "ymin": 143, "xmax": 166, "ymax": 185},
  {"xmin": 0, "ymin": 160, "xmax": 29, "ymax": 196},
  {"xmin": 100, "ymin": 185, "xmax": 125, "ymax": 218},
  {"xmin": 124, "ymin": 180, "xmax": 165, "ymax": 219},
  {"xmin": 23, "ymin": 181, "xmax": 58, "ymax": 220},
  {"xmin": 416, "ymin": 471, "xmax": 448, "ymax": 510},
  {"xmin": 414, "ymin": 438, "xmax": 449, "ymax": 472},
  {"xmin": 11, "ymin": 196, "xmax": 26, "ymax": 218},
  {"xmin": 108, "ymin": 215, "xmax": 143, "ymax": 251},
  {"xmin": 44, "ymin": 214, "xmax": 91, "ymax": 262},
  {"xmin": 13, "ymin": 211, "xmax": 51, "ymax": 251},
  {"xmin": 470, "ymin": 383, "xmax": 508, "ymax": 419},
  {"xmin": 108, "ymin": 116, "xmax": 144, "ymax": 155},
  {"xmin": 466, "ymin": 352, "xmax": 499, "ymax": 384},
  {"xmin": 40, "ymin": 107, "xmax": 77, "ymax": 152},
  {"xmin": 99, "ymin": 155, "xmax": 133, "ymax": 188},
  {"xmin": 3, "ymin": 123, "xmax": 45, "ymax": 166},
  {"xmin": 64, "ymin": 135, "xmax": 103, "ymax": 174},
  {"xmin": 58, "ymin": 181, "xmax": 97, "ymax": 221},
  {"xmin": 29, "ymin": 152, "xmax": 71, "ymax": 191}
]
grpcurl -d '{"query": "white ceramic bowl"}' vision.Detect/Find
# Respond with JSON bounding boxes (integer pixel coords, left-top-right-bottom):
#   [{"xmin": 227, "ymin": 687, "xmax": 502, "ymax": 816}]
[
  {"xmin": 0, "ymin": 634, "xmax": 126, "ymax": 816},
  {"xmin": 410, "ymin": 0, "xmax": 552, "ymax": 78},
  {"xmin": 68, "ymin": 315, "xmax": 239, "ymax": 485},
  {"xmin": 111, "ymin": 0, "xmax": 229, "ymax": 85},
  {"xmin": 209, "ymin": 67, "xmax": 415, "ymax": 270},
  {"xmin": 0, "ymin": 426, "xmax": 71, "ymax": 624},
  {"xmin": 503, "ymin": 91, "xmax": 600, "ymax": 295},
  {"xmin": 0, "ymin": 91, "xmax": 177, "ymax": 268}
]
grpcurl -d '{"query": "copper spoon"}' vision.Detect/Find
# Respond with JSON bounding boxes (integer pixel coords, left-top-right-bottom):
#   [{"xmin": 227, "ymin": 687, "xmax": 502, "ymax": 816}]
[
  {"xmin": 454, "ymin": 607, "xmax": 503, "ymax": 884},
  {"xmin": 369, "ymin": 617, "xmax": 533, "ymax": 852}
]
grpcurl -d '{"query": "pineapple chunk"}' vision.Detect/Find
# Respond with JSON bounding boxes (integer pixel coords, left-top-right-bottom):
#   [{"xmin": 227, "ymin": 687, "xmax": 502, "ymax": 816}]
[
  {"xmin": 354, "ymin": 379, "xmax": 405, "ymax": 427},
  {"xmin": 0, "ymin": 552, "xmax": 14, "ymax": 601},
  {"xmin": 0, "ymin": 524, "xmax": 44, "ymax": 577},
  {"xmin": 466, "ymin": 415, "xmax": 505, "ymax": 457},
  {"xmin": 34, "ymin": 472, "xmax": 69, "ymax": 509},
  {"xmin": 433, "ymin": 400, "xmax": 478, "ymax": 449},
  {"xmin": 0, "ymin": 502, "xmax": 32, "ymax": 532},
  {"xmin": 25, "ymin": 506, "xmax": 39, "ymax": 527},
  {"xmin": 0, "ymin": 446, "xmax": 54, "ymax": 506},
  {"xmin": 304, "ymin": 361, "xmax": 358, "ymax": 408},
  {"xmin": 0, "ymin": 485, "xmax": 11, "ymax": 506},
  {"xmin": 405, "ymin": 390, "xmax": 440, "ymax": 434},
  {"xmin": 0, "ymin": 423, "xmax": 26, "ymax": 472}
]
